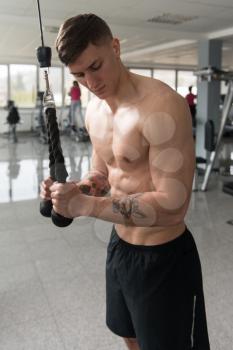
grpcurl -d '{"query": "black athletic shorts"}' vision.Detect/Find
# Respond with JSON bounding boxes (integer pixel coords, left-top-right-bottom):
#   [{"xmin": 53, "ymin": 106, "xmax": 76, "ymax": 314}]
[{"xmin": 106, "ymin": 225, "xmax": 210, "ymax": 350}]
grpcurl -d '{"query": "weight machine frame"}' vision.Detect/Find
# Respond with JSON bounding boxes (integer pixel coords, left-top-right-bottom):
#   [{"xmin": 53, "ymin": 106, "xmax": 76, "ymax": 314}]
[{"xmin": 194, "ymin": 67, "xmax": 233, "ymax": 191}]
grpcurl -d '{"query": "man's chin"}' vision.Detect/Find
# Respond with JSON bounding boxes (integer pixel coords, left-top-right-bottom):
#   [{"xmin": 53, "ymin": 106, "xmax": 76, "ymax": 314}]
[{"xmin": 94, "ymin": 90, "xmax": 109, "ymax": 99}]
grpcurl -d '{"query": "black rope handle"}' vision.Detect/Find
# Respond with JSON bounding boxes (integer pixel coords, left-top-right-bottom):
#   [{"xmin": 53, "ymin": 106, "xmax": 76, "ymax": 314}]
[
  {"xmin": 36, "ymin": 0, "xmax": 73, "ymax": 227},
  {"xmin": 40, "ymin": 107, "xmax": 73, "ymax": 227},
  {"xmin": 45, "ymin": 107, "xmax": 73, "ymax": 227},
  {"xmin": 39, "ymin": 113, "xmax": 55, "ymax": 218}
]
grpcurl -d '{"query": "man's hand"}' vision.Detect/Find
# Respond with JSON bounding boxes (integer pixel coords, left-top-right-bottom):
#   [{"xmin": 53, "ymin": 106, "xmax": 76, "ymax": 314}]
[
  {"xmin": 77, "ymin": 171, "xmax": 110, "ymax": 196},
  {"xmin": 40, "ymin": 177, "xmax": 54, "ymax": 200},
  {"xmin": 40, "ymin": 171, "xmax": 109, "ymax": 219},
  {"xmin": 40, "ymin": 178, "xmax": 85, "ymax": 201},
  {"xmin": 50, "ymin": 181, "xmax": 88, "ymax": 218}
]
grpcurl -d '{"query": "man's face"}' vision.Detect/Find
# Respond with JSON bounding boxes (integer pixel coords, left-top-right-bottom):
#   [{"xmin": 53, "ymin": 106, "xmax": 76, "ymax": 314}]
[{"xmin": 68, "ymin": 38, "xmax": 120, "ymax": 99}]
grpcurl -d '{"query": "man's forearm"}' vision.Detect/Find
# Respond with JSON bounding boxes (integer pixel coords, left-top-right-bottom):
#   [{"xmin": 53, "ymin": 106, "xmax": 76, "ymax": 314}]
[
  {"xmin": 82, "ymin": 191, "xmax": 186, "ymax": 227},
  {"xmin": 77, "ymin": 170, "xmax": 110, "ymax": 197}
]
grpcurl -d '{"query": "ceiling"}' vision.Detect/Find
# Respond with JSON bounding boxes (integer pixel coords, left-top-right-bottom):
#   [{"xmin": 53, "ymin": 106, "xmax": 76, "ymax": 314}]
[{"xmin": 0, "ymin": 0, "xmax": 233, "ymax": 69}]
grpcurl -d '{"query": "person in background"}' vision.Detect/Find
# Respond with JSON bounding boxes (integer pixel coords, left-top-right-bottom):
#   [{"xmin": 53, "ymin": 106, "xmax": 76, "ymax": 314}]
[
  {"xmin": 69, "ymin": 80, "xmax": 85, "ymax": 132},
  {"xmin": 185, "ymin": 86, "xmax": 197, "ymax": 128},
  {"xmin": 6, "ymin": 100, "xmax": 20, "ymax": 143}
]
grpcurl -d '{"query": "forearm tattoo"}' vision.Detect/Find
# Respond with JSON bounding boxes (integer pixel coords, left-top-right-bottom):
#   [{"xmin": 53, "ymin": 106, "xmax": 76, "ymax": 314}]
[
  {"xmin": 79, "ymin": 172, "xmax": 110, "ymax": 197},
  {"xmin": 112, "ymin": 194, "xmax": 147, "ymax": 220}
]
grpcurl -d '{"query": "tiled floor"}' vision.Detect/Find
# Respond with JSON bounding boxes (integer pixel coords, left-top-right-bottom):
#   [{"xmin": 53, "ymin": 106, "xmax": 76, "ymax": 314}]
[{"xmin": 0, "ymin": 132, "xmax": 233, "ymax": 350}]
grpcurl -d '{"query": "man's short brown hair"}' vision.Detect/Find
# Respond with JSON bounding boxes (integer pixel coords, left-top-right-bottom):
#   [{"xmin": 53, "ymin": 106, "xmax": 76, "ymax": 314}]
[{"xmin": 56, "ymin": 14, "xmax": 113, "ymax": 65}]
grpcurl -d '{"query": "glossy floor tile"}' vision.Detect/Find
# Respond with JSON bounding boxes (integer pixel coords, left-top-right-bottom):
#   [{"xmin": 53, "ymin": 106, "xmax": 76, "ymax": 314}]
[{"xmin": 0, "ymin": 132, "xmax": 233, "ymax": 349}]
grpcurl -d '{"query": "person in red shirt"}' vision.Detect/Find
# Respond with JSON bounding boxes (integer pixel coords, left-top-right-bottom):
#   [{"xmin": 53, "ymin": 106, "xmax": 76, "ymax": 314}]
[
  {"xmin": 69, "ymin": 80, "xmax": 84, "ymax": 131},
  {"xmin": 185, "ymin": 86, "xmax": 197, "ymax": 128}
]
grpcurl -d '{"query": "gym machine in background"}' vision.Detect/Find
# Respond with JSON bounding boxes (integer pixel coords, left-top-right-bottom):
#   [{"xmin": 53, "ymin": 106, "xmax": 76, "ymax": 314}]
[{"xmin": 194, "ymin": 67, "xmax": 233, "ymax": 193}]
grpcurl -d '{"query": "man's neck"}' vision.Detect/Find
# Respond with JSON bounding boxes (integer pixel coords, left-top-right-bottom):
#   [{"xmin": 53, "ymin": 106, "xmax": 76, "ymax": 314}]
[{"xmin": 105, "ymin": 64, "xmax": 140, "ymax": 113}]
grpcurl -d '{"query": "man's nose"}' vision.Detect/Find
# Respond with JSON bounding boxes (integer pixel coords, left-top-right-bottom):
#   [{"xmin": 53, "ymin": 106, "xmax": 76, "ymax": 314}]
[{"xmin": 85, "ymin": 73, "xmax": 99, "ymax": 90}]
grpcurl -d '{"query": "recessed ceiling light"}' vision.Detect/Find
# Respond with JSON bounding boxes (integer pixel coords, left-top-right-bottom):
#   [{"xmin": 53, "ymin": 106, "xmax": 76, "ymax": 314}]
[
  {"xmin": 44, "ymin": 25, "xmax": 59, "ymax": 33},
  {"xmin": 147, "ymin": 13, "xmax": 198, "ymax": 25}
]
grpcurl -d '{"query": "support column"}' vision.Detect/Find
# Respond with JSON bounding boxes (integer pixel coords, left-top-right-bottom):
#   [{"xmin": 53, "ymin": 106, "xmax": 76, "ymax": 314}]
[{"xmin": 196, "ymin": 39, "xmax": 222, "ymax": 158}]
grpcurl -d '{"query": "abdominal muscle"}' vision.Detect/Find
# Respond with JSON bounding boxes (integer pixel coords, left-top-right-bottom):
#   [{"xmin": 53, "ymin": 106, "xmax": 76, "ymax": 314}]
[
  {"xmin": 115, "ymin": 222, "xmax": 186, "ymax": 246},
  {"xmin": 109, "ymin": 168, "xmax": 186, "ymax": 246}
]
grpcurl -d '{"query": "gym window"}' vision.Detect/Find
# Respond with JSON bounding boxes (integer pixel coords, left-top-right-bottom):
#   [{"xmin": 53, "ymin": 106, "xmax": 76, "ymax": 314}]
[
  {"xmin": 10, "ymin": 64, "xmax": 37, "ymax": 108},
  {"xmin": 0, "ymin": 65, "xmax": 8, "ymax": 107}
]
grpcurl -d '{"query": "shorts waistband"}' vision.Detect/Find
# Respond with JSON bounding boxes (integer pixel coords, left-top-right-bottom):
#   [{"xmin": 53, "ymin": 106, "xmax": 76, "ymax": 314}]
[{"xmin": 111, "ymin": 225, "xmax": 192, "ymax": 253}]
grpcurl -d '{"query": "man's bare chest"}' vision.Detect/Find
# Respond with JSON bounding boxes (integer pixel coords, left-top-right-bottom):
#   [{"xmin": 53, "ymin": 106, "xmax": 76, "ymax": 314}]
[{"xmin": 88, "ymin": 110, "xmax": 148, "ymax": 168}]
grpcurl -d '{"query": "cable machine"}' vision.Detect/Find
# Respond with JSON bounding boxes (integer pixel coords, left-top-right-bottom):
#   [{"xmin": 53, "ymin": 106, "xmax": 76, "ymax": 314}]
[
  {"xmin": 194, "ymin": 66, "xmax": 233, "ymax": 192},
  {"xmin": 36, "ymin": 0, "xmax": 73, "ymax": 227}
]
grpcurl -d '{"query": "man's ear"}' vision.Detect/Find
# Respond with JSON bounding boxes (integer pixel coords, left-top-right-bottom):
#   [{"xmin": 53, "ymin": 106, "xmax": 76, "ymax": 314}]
[{"xmin": 112, "ymin": 38, "xmax": 120, "ymax": 58}]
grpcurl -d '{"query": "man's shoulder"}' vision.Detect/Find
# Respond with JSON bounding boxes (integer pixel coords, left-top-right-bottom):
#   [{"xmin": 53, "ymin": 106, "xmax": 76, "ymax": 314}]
[
  {"xmin": 141, "ymin": 78, "xmax": 186, "ymax": 112},
  {"xmin": 137, "ymin": 75, "xmax": 184, "ymax": 106},
  {"xmin": 157, "ymin": 86, "xmax": 186, "ymax": 109},
  {"xmin": 86, "ymin": 95, "xmax": 102, "ymax": 112},
  {"xmin": 139, "ymin": 80, "xmax": 190, "ymax": 136}
]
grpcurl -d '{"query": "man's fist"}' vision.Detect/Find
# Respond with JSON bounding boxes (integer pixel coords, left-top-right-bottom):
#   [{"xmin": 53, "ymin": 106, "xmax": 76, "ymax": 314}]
[{"xmin": 40, "ymin": 177, "xmax": 54, "ymax": 200}]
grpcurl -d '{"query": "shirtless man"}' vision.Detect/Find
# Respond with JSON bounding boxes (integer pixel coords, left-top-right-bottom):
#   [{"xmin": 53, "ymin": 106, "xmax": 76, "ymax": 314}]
[{"xmin": 41, "ymin": 14, "xmax": 210, "ymax": 350}]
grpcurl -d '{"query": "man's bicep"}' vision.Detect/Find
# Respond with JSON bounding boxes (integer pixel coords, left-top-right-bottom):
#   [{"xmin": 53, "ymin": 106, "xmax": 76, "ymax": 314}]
[
  {"xmin": 149, "ymin": 143, "xmax": 190, "ymax": 211},
  {"xmin": 91, "ymin": 148, "xmax": 109, "ymax": 178},
  {"xmin": 147, "ymin": 111, "xmax": 195, "ymax": 212}
]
